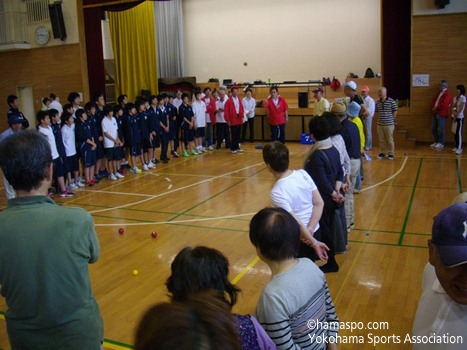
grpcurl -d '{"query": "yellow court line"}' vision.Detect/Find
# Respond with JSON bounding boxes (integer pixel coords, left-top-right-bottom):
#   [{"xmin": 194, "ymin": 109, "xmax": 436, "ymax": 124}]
[
  {"xmin": 231, "ymin": 256, "xmax": 260, "ymax": 285},
  {"xmin": 333, "ymin": 174, "xmax": 395, "ymax": 304},
  {"xmin": 102, "ymin": 341, "xmax": 130, "ymax": 350}
]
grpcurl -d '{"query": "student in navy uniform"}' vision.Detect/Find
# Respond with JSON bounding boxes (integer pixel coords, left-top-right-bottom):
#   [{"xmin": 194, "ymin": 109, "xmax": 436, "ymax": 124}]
[
  {"xmin": 136, "ymin": 99, "xmax": 154, "ymax": 171},
  {"xmin": 165, "ymin": 94, "xmax": 180, "ymax": 158},
  {"xmin": 113, "ymin": 105, "xmax": 126, "ymax": 175},
  {"xmin": 125, "ymin": 103, "xmax": 144, "ymax": 174},
  {"xmin": 50, "ymin": 109, "xmax": 71, "ymax": 190},
  {"xmin": 93, "ymin": 92, "xmax": 108, "ymax": 177},
  {"xmin": 157, "ymin": 95, "xmax": 170, "ymax": 163},
  {"xmin": 75, "ymin": 109, "xmax": 96, "ymax": 186},
  {"xmin": 84, "ymin": 102, "xmax": 101, "ymax": 183},
  {"xmin": 147, "ymin": 95, "xmax": 160, "ymax": 165},
  {"xmin": 179, "ymin": 93, "xmax": 197, "ymax": 157},
  {"xmin": 7, "ymin": 95, "xmax": 29, "ymax": 129}
]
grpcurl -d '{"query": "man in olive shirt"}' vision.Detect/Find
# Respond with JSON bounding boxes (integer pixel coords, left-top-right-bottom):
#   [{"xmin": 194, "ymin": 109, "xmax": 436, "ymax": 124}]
[{"xmin": 0, "ymin": 130, "xmax": 103, "ymax": 349}]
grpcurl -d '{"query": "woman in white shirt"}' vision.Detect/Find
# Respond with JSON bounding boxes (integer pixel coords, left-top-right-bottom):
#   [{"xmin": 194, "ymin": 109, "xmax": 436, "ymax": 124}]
[
  {"xmin": 452, "ymin": 85, "xmax": 465, "ymax": 155},
  {"xmin": 241, "ymin": 89, "xmax": 256, "ymax": 143}
]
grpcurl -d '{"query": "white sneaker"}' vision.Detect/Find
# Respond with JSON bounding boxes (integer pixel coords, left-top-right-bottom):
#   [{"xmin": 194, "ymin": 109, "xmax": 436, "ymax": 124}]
[
  {"xmin": 208, "ymin": 146, "xmax": 214, "ymax": 151},
  {"xmin": 231, "ymin": 150, "xmax": 237, "ymax": 154},
  {"xmin": 455, "ymin": 149, "xmax": 463, "ymax": 155},
  {"xmin": 237, "ymin": 149, "xmax": 245, "ymax": 153},
  {"xmin": 69, "ymin": 183, "xmax": 78, "ymax": 189},
  {"xmin": 116, "ymin": 172, "xmax": 125, "ymax": 179},
  {"xmin": 452, "ymin": 148, "xmax": 459, "ymax": 152},
  {"xmin": 76, "ymin": 181, "xmax": 85, "ymax": 187},
  {"xmin": 109, "ymin": 173, "xmax": 117, "ymax": 180},
  {"xmin": 434, "ymin": 143, "xmax": 444, "ymax": 149},
  {"xmin": 147, "ymin": 162, "xmax": 155, "ymax": 169},
  {"xmin": 130, "ymin": 167, "xmax": 142, "ymax": 174},
  {"xmin": 143, "ymin": 164, "xmax": 149, "ymax": 171},
  {"xmin": 430, "ymin": 142, "xmax": 437, "ymax": 147}
]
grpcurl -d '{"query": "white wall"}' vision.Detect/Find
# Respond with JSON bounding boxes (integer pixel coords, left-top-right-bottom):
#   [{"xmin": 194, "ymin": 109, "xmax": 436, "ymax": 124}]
[
  {"xmin": 182, "ymin": 0, "xmax": 381, "ymax": 83},
  {"xmin": 413, "ymin": 0, "xmax": 467, "ymax": 16}
]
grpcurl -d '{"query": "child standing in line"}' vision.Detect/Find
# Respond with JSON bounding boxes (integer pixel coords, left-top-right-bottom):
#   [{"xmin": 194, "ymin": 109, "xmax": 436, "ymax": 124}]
[
  {"xmin": 61, "ymin": 111, "xmax": 82, "ymax": 188},
  {"xmin": 166, "ymin": 95, "xmax": 180, "ymax": 158},
  {"xmin": 147, "ymin": 95, "xmax": 160, "ymax": 165},
  {"xmin": 93, "ymin": 93, "xmax": 108, "ymax": 178},
  {"xmin": 179, "ymin": 93, "xmax": 197, "ymax": 157},
  {"xmin": 136, "ymin": 99, "xmax": 154, "ymax": 171},
  {"xmin": 125, "ymin": 103, "xmax": 144, "ymax": 174},
  {"xmin": 67, "ymin": 92, "xmax": 82, "ymax": 120},
  {"xmin": 75, "ymin": 109, "xmax": 96, "ymax": 186},
  {"xmin": 192, "ymin": 88, "xmax": 207, "ymax": 153},
  {"xmin": 157, "ymin": 94, "xmax": 170, "ymax": 163},
  {"xmin": 37, "ymin": 110, "xmax": 74, "ymax": 197},
  {"xmin": 50, "ymin": 109, "xmax": 72, "ymax": 190},
  {"xmin": 216, "ymin": 88, "xmax": 230, "ymax": 149},
  {"xmin": 102, "ymin": 105, "xmax": 124, "ymax": 180},
  {"xmin": 113, "ymin": 105, "xmax": 126, "ymax": 175},
  {"xmin": 84, "ymin": 102, "xmax": 101, "ymax": 183},
  {"xmin": 224, "ymin": 86, "xmax": 245, "ymax": 154}
]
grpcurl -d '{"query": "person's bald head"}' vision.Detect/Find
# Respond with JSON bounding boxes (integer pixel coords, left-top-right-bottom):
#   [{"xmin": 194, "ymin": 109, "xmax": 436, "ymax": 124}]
[{"xmin": 378, "ymin": 87, "xmax": 387, "ymax": 99}]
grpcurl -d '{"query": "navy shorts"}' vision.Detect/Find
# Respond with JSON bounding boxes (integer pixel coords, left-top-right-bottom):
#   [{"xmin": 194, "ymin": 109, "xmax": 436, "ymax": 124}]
[
  {"xmin": 183, "ymin": 126, "xmax": 195, "ymax": 142},
  {"xmin": 196, "ymin": 127, "xmax": 206, "ymax": 138},
  {"xmin": 105, "ymin": 147, "xmax": 117, "ymax": 161},
  {"xmin": 66, "ymin": 154, "xmax": 79, "ymax": 173},
  {"xmin": 80, "ymin": 148, "xmax": 96, "ymax": 168},
  {"xmin": 142, "ymin": 138, "xmax": 154, "ymax": 152},
  {"xmin": 96, "ymin": 141, "xmax": 105, "ymax": 160},
  {"xmin": 131, "ymin": 142, "xmax": 141, "ymax": 156},
  {"xmin": 115, "ymin": 146, "xmax": 123, "ymax": 161},
  {"xmin": 169, "ymin": 122, "xmax": 178, "ymax": 141},
  {"xmin": 53, "ymin": 157, "xmax": 66, "ymax": 178}
]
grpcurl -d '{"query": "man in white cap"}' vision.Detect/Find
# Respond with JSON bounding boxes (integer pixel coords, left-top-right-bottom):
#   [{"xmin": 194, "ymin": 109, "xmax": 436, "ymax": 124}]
[
  {"xmin": 343, "ymin": 81, "xmax": 367, "ymax": 118},
  {"xmin": 412, "ymin": 202, "xmax": 467, "ymax": 349}
]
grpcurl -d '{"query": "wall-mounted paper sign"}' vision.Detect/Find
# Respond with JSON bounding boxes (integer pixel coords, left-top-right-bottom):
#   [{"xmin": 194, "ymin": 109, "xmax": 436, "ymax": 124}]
[{"xmin": 412, "ymin": 74, "xmax": 430, "ymax": 87}]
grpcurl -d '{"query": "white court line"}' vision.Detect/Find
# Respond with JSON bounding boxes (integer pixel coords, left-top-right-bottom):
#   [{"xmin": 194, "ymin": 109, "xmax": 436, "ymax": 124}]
[
  {"xmin": 79, "ymin": 189, "xmax": 153, "ymax": 197},
  {"xmin": 168, "ymin": 184, "xmax": 173, "ymax": 190},
  {"xmin": 88, "ymin": 162, "xmax": 264, "ymax": 214},
  {"xmin": 94, "ymin": 212, "xmax": 255, "ymax": 227},
  {"xmin": 360, "ymin": 156, "xmax": 408, "ymax": 192}
]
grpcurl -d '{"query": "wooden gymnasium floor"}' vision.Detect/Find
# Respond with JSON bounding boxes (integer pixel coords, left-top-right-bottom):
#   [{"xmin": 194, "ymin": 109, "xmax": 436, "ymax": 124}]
[{"xmin": 0, "ymin": 143, "xmax": 465, "ymax": 350}]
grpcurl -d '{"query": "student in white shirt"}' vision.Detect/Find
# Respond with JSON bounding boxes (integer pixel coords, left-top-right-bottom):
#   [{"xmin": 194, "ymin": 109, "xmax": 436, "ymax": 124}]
[
  {"xmin": 37, "ymin": 110, "xmax": 72, "ymax": 197},
  {"xmin": 101, "ymin": 106, "xmax": 124, "ymax": 181},
  {"xmin": 192, "ymin": 89, "xmax": 207, "ymax": 153},
  {"xmin": 263, "ymin": 141, "xmax": 329, "ymax": 261},
  {"xmin": 412, "ymin": 202, "xmax": 467, "ymax": 350},
  {"xmin": 361, "ymin": 86, "xmax": 376, "ymax": 150},
  {"xmin": 61, "ymin": 112, "xmax": 83, "ymax": 188},
  {"xmin": 215, "ymin": 88, "xmax": 230, "ymax": 149},
  {"xmin": 241, "ymin": 88, "xmax": 256, "ymax": 143},
  {"xmin": 49, "ymin": 94, "xmax": 63, "ymax": 116},
  {"xmin": 173, "ymin": 89, "xmax": 183, "ymax": 111},
  {"xmin": 452, "ymin": 85, "xmax": 465, "ymax": 155}
]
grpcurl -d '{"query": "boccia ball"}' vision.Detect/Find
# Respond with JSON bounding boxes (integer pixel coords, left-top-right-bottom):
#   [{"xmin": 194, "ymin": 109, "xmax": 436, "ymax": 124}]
[
  {"xmin": 132, "ymin": 269, "xmax": 139, "ymax": 276},
  {"xmin": 151, "ymin": 231, "xmax": 158, "ymax": 238},
  {"xmin": 118, "ymin": 228, "xmax": 124, "ymax": 234}
]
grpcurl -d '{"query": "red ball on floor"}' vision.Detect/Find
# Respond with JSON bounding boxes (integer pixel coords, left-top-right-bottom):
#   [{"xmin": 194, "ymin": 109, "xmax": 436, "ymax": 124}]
[
  {"xmin": 151, "ymin": 231, "xmax": 158, "ymax": 238},
  {"xmin": 118, "ymin": 228, "xmax": 125, "ymax": 234}
]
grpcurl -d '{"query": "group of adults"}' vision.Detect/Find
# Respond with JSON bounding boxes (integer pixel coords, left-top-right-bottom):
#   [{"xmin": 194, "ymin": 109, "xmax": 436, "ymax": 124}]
[{"xmin": 431, "ymin": 80, "xmax": 465, "ymax": 154}]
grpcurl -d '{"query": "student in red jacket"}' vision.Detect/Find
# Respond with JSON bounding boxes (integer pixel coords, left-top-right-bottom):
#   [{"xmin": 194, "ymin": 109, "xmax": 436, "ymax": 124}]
[
  {"xmin": 430, "ymin": 80, "xmax": 453, "ymax": 149},
  {"xmin": 224, "ymin": 87, "xmax": 245, "ymax": 154},
  {"xmin": 202, "ymin": 87, "xmax": 216, "ymax": 151},
  {"xmin": 265, "ymin": 86, "xmax": 288, "ymax": 144}
]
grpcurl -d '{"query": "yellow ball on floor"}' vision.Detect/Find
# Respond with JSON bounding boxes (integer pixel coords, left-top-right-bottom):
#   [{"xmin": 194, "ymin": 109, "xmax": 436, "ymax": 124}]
[{"xmin": 132, "ymin": 269, "xmax": 139, "ymax": 276}]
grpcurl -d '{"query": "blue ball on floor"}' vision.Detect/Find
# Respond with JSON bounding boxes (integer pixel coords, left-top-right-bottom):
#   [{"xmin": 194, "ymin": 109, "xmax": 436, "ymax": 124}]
[
  {"xmin": 365, "ymin": 233, "xmax": 370, "ymax": 236},
  {"xmin": 255, "ymin": 145, "xmax": 263, "ymax": 149}
]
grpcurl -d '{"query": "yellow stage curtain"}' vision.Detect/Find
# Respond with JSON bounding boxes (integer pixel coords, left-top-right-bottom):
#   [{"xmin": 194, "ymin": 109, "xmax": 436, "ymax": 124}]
[{"xmin": 109, "ymin": 1, "xmax": 158, "ymax": 101}]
